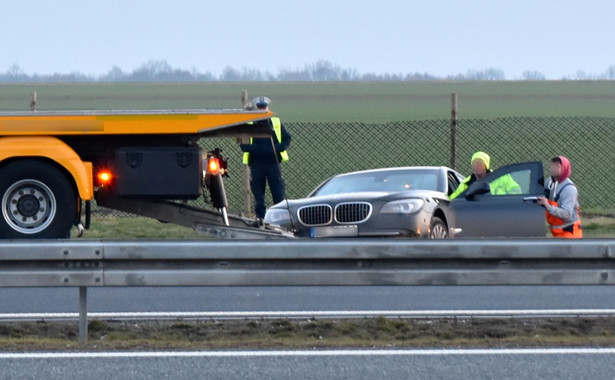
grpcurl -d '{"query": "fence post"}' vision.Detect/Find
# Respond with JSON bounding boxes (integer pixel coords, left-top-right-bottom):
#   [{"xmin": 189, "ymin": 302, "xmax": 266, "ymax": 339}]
[
  {"xmin": 30, "ymin": 92, "xmax": 37, "ymax": 112},
  {"xmin": 240, "ymin": 90, "xmax": 253, "ymax": 218},
  {"xmin": 450, "ymin": 93, "xmax": 458, "ymax": 170}
]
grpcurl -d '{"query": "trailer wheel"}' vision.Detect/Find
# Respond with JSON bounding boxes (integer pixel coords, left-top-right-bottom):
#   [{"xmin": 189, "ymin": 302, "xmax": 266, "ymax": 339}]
[{"xmin": 0, "ymin": 160, "xmax": 76, "ymax": 239}]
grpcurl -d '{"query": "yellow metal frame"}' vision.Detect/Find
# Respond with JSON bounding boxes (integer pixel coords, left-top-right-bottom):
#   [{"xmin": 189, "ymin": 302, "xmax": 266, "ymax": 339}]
[
  {"xmin": 0, "ymin": 137, "xmax": 93, "ymax": 200},
  {"xmin": 0, "ymin": 110, "xmax": 274, "ymax": 136}
]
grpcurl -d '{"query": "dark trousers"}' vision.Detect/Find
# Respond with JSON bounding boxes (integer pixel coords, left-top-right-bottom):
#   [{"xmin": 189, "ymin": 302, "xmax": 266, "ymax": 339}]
[{"xmin": 250, "ymin": 162, "xmax": 285, "ymax": 219}]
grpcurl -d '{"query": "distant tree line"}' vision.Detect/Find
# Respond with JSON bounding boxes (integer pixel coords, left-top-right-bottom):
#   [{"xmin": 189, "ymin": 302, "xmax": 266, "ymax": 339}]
[{"xmin": 2, "ymin": 60, "xmax": 615, "ymax": 82}]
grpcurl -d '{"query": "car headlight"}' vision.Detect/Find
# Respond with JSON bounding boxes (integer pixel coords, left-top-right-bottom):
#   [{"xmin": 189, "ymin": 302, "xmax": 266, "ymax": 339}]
[
  {"xmin": 264, "ymin": 209, "xmax": 292, "ymax": 225},
  {"xmin": 380, "ymin": 199, "xmax": 425, "ymax": 214}
]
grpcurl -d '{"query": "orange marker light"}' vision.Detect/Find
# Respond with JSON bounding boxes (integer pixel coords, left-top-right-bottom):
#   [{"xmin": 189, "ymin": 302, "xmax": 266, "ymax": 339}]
[
  {"xmin": 208, "ymin": 158, "xmax": 220, "ymax": 175},
  {"xmin": 97, "ymin": 171, "xmax": 112, "ymax": 184}
]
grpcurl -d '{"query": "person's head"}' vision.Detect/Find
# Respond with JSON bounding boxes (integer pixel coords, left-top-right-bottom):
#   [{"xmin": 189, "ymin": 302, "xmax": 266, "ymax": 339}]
[
  {"xmin": 471, "ymin": 151, "xmax": 491, "ymax": 177},
  {"xmin": 549, "ymin": 157, "xmax": 562, "ymax": 178},
  {"xmin": 550, "ymin": 156, "xmax": 571, "ymax": 182},
  {"xmin": 253, "ymin": 96, "xmax": 271, "ymax": 111}
]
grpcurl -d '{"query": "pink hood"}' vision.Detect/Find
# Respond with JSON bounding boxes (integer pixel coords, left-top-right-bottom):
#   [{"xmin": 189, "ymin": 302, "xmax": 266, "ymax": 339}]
[{"xmin": 557, "ymin": 156, "xmax": 571, "ymax": 182}]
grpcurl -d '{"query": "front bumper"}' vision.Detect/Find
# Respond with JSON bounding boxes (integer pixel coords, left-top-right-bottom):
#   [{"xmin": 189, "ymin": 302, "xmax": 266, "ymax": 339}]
[{"xmin": 291, "ymin": 210, "xmax": 433, "ymax": 238}]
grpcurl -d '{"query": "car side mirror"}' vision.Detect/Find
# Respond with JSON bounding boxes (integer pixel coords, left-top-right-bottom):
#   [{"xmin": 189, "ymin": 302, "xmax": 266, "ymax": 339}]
[{"xmin": 465, "ymin": 181, "xmax": 490, "ymax": 200}]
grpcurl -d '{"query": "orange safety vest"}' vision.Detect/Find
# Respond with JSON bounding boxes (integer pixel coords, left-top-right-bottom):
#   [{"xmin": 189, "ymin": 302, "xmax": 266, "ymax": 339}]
[{"xmin": 545, "ymin": 183, "xmax": 582, "ymax": 239}]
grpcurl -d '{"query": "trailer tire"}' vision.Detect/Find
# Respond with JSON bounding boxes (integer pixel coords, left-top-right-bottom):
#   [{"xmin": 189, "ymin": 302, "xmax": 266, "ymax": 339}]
[{"xmin": 0, "ymin": 160, "xmax": 76, "ymax": 239}]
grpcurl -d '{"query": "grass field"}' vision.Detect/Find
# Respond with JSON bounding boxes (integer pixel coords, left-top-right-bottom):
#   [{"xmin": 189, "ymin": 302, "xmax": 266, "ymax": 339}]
[
  {"xmin": 1, "ymin": 81, "xmax": 615, "ymax": 122},
  {"xmin": 81, "ymin": 216, "xmax": 204, "ymax": 239},
  {"xmin": 5, "ymin": 317, "xmax": 615, "ymax": 350}
]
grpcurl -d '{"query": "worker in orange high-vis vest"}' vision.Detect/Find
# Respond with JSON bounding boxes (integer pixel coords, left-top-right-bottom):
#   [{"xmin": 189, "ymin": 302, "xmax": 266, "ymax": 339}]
[{"xmin": 537, "ymin": 156, "xmax": 582, "ymax": 238}]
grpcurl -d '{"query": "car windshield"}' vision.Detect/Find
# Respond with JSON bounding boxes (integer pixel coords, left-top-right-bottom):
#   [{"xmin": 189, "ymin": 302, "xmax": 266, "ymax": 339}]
[{"xmin": 312, "ymin": 169, "xmax": 442, "ymax": 197}]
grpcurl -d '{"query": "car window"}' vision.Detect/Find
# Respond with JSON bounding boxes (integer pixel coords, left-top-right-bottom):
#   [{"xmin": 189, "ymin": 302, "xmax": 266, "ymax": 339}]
[
  {"xmin": 486, "ymin": 169, "xmax": 530, "ymax": 196},
  {"xmin": 447, "ymin": 171, "xmax": 460, "ymax": 196},
  {"xmin": 312, "ymin": 170, "xmax": 442, "ymax": 196}
]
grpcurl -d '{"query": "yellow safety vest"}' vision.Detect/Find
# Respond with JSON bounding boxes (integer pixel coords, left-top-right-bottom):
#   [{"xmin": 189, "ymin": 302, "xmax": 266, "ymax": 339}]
[
  {"xmin": 242, "ymin": 117, "xmax": 289, "ymax": 165},
  {"xmin": 449, "ymin": 172, "xmax": 521, "ymax": 200}
]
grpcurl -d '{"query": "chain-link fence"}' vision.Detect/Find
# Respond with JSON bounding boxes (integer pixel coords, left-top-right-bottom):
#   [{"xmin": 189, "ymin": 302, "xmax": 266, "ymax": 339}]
[{"xmin": 98, "ymin": 116, "xmax": 615, "ymax": 216}]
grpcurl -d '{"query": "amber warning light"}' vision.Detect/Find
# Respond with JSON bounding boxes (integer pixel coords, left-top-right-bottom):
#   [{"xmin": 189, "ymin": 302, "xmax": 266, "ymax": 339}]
[
  {"xmin": 97, "ymin": 171, "xmax": 113, "ymax": 185},
  {"xmin": 203, "ymin": 149, "xmax": 228, "ymax": 177},
  {"xmin": 207, "ymin": 158, "xmax": 221, "ymax": 175}
]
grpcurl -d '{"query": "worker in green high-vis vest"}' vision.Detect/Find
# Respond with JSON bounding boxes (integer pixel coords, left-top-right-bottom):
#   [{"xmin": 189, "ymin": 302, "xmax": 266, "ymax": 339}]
[
  {"xmin": 449, "ymin": 151, "xmax": 521, "ymax": 200},
  {"xmin": 240, "ymin": 97, "xmax": 292, "ymax": 219}
]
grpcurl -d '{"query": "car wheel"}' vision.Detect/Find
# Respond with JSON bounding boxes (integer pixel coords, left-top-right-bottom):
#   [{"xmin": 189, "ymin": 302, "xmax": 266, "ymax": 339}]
[
  {"xmin": 0, "ymin": 160, "xmax": 77, "ymax": 239},
  {"xmin": 429, "ymin": 217, "xmax": 449, "ymax": 239}
]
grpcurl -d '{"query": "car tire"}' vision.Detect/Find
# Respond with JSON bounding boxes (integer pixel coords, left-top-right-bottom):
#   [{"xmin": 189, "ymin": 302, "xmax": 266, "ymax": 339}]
[
  {"xmin": 0, "ymin": 160, "xmax": 77, "ymax": 239},
  {"xmin": 429, "ymin": 217, "xmax": 449, "ymax": 239}
]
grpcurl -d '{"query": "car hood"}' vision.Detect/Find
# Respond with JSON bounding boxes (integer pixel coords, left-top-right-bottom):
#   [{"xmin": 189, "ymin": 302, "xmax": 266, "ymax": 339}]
[{"xmin": 269, "ymin": 190, "xmax": 447, "ymax": 209}]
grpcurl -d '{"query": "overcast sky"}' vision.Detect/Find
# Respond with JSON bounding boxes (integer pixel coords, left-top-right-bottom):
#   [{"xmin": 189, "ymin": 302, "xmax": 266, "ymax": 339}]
[{"xmin": 1, "ymin": 0, "xmax": 614, "ymax": 79}]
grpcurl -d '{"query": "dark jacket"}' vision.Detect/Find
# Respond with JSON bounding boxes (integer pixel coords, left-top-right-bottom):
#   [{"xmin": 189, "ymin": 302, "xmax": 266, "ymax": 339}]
[
  {"xmin": 449, "ymin": 170, "xmax": 492, "ymax": 199},
  {"xmin": 240, "ymin": 119, "xmax": 291, "ymax": 164}
]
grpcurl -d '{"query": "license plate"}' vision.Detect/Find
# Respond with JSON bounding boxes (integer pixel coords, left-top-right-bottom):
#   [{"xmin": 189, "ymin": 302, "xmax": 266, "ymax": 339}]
[{"xmin": 310, "ymin": 225, "xmax": 359, "ymax": 238}]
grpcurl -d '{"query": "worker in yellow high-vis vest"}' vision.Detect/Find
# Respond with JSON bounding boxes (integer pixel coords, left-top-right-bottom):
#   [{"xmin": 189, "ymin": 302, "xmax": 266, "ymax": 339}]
[
  {"xmin": 449, "ymin": 151, "xmax": 521, "ymax": 199},
  {"xmin": 240, "ymin": 97, "xmax": 292, "ymax": 219}
]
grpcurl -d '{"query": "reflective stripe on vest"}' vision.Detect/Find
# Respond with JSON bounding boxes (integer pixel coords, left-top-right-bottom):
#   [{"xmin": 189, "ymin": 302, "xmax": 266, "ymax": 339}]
[{"xmin": 242, "ymin": 117, "xmax": 289, "ymax": 165}]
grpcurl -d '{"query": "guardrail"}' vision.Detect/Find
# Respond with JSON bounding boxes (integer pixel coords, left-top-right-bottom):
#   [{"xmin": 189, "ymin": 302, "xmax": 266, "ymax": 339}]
[
  {"xmin": 2, "ymin": 239, "xmax": 615, "ymax": 342},
  {"xmin": 6, "ymin": 309, "xmax": 615, "ymax": 323}
]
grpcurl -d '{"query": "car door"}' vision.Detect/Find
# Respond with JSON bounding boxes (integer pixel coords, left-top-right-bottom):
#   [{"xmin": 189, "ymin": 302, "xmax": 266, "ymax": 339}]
[{"xmin": 451, "ymin": 161, "xmax": 546, "ymax": 238}]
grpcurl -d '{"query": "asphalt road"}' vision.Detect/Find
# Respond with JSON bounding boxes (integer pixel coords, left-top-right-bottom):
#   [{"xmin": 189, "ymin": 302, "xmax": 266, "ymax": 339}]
[
  {"xmin": 4, "ymin": 287, "xmax": 615, "ymax": 380},
  {"xmin": 2, "ymin": 286, "xmax": 615, "ymax": 314},
  {"xmin": 2, "ymin": 349, "xmax": 615, "ymax": 380}
]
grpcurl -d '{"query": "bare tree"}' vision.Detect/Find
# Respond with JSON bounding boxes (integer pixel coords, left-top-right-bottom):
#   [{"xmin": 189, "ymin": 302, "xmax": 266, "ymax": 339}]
[
  {"xmin": 6, "ymin": 59, "xmax": 615, "ymax": 83},
  {"xmin": 100, "ymin": 66, "xmax": 125, "ymax": 81},
  {"xmin": 521, "ymin": 70, "xmax": 546, "ymax": 81}
]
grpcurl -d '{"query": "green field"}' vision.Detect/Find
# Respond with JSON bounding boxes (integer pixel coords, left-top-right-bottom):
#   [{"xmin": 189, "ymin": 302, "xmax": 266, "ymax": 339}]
[
  {"xmin": 1, "ymin": 81, "xmax": 615, "ymax": 122},
  {"xmin": 7, "ymin": 316, "xmax": 615, "ymax": 350}
]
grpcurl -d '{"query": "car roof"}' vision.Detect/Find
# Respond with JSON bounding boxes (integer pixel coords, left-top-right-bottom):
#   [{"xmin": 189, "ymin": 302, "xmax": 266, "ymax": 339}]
[{"xmin": 332, "ymin": 166, "xmax": 451, "ymax": 178}]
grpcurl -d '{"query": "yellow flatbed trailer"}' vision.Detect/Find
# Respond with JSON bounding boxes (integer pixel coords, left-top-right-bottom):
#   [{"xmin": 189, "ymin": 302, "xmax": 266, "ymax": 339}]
[
  {"xmin": 0, "ymin": 109, "xmax": 291, "ymax": 239},
  {"xmin": 0, "ymin": 109, "xmax": 274, "ymax": 135}
]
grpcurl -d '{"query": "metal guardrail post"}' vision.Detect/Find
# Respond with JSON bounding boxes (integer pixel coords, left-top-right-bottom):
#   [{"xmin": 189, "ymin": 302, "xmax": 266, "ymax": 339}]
[{"xmin": 79, "ymin": 287, "xmax": 88, "ymax": 344}]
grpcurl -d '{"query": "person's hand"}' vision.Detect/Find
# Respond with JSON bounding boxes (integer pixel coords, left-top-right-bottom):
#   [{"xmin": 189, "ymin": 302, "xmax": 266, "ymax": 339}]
[{"xmin": 536, "ymin": 196, "xmax": 549, "ymax": 207}]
